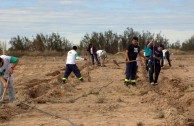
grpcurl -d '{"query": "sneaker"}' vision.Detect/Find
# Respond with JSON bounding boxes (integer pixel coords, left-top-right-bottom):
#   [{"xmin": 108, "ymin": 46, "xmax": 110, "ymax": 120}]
[
  {"xmin": 131, "ymin": 82, "xmax": 137, "ymax": 87},
  {"xmin": 150, "ymin": 82, "xmax": 155, "ymax": 85},
  {"xmin": 155, "ymin": 83, "xmax": 158, "ymax": 85}
]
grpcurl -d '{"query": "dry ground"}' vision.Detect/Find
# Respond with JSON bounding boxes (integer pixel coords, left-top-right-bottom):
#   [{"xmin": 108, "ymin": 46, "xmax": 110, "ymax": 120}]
[{"xmin": 0, "ymin": 53, "xmax": 194, "ymax": 126}]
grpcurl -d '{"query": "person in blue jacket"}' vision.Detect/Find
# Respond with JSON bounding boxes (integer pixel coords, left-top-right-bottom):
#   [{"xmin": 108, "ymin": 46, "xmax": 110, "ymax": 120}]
[{"xmin": 144, "ymin": 41, "xmax": 152, "ymax": 71}]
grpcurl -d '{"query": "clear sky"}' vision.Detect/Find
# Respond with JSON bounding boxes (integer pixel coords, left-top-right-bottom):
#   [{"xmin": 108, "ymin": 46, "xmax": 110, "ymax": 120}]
[{"xmin": 1, "ymin": 0, "xmax": 194, "ymax": 45}]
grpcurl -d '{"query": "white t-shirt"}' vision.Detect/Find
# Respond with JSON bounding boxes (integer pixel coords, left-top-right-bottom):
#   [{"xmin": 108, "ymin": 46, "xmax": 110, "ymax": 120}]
[
  {"xmin": 90, "ymin": 48, "xmax": 93, "ymax": 54},
  {"xmin": 0, "ymin": 55, "xmax": 14, "ymax": 80},
  {"xmin": 66, "ymin": 50, "xmax": 84, "ymax": 64},
  {"xmin": 162, "ymin": 50, "xmax": 167, "ymax": 57},
  {"xmin": 136, "ymin": 57, "xmax": 140, "ymax": 66},
  {"xmin": 96, "ymin": 50, "xmax": 106, "ymax": 57}
]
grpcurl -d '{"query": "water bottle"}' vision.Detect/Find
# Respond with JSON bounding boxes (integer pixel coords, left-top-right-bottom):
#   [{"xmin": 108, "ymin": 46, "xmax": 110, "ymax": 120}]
[{"xmin": 60, "ymin": 85, "xmax": 65, "ymax": 96}]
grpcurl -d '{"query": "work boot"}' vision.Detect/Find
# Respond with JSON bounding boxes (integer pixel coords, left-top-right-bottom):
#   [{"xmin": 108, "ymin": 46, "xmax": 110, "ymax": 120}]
[
  {"xmin": 79, "ymin": 78, "xmax": 84, "ymax": 82},
  {"xmin": 61, "ymin": 80, "xmax": 66, "ymax": 84},
  {"xmin": 131, "ymin": 82, "xmax": 137, "ymax": 87},
  {"xmin": 124, "ymin": 81, "xmax": 129, "ymax": 87}
]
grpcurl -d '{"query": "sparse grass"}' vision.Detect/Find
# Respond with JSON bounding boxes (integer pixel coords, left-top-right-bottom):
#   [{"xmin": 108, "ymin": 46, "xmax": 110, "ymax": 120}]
[
  {"xmin": 117, "ymin": 98, "xmax": 123, "ymax": 102},
  {"xmin": 186, "ymin": 84, "xmax": 194, "ymax": 92},
  {"xmin": 68, "ymin": 99, "xmax": 75, "ymax": 103},
  {"xmin": 82, "ymin": 92, "xmax": 88, "ymax": 97},
  {"xmin": 92, "ymin": 91, "xmax": 100, "ymax": 95},
  {"xmin": 139, "ymin": 90, "xmax": 148, "ymax": 96},
  {"xmin": 153, "ymin": 111, "xmax": 165, "ymax": 119},
  {"xmin": 178, "ymin": 64, "xmax": 185, "ymax": 68},
  {"xmin": 137, "ymin": 122, "xmax": 144, "ymax": 126},
  {"xmin": 96, "ymin": 96, "xmax": 106, "ymax": 103},
  {"xmin": 88, "ymin": 89, "xmax": 100, "ymax": 95}
]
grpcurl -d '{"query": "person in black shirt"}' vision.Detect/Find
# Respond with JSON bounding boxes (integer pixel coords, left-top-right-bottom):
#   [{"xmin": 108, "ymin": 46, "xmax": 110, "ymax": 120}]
[
  {"xmin": 125, "ymin": 36, "xmax": 142, "ymax": 87},
  {"xmin": 165, "ymin": 50, "xmax": 172, "ymax": 67},
  {"xmin": 147, "ymin": 41, "xmax": 164, "ymax": 85},
  {"xmin": 87, "ymin": 44, "xmax": 100, "ymax": 66}
]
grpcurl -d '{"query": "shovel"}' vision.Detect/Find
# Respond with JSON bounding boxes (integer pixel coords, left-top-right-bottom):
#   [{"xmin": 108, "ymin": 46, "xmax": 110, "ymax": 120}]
[{"xmin": 1, "ymin": 76, "xmax": 10, "ymax": 101}]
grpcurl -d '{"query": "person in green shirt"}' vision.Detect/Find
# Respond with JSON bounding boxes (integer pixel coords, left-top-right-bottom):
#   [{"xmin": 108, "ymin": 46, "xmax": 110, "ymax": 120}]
[{"xmin": 0, "ymin": 55, "xmax": 19, "ymax": 102}]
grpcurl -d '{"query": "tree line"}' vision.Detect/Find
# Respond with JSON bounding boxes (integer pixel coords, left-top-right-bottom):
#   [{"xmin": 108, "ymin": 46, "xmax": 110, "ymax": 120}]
[
  {"xmin": 1, "ymin": 28, "xmax": 193, "ymax": 54},
  {"xmin": 8, "ymin": 33, "xmax": 72, "ymax": 52},
  {"xmin": 80, "ymin": 28, "xmax": 169, "ymax": 54}
]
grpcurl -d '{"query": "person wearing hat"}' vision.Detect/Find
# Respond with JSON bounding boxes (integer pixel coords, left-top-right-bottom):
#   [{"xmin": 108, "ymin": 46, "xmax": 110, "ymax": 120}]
[
  {"xmin": 62, "ymin": 46, "xmax": 86, "ymax": 83},
  {"xmin": 0, "ymin": 55, "xmax": 19, "ymax": 102}
]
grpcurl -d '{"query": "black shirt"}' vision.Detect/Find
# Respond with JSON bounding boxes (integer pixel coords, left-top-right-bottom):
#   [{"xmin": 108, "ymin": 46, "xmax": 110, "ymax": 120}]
[
  {"xmin": 149, "ymin": 46, "xmax": 163, "ymax": 64},
  {"xmin": 127, "ymin": 44, "xmax": 140, "ymax": 60}
]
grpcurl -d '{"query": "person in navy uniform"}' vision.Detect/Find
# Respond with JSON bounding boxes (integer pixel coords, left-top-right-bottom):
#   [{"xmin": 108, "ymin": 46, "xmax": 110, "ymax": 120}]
[
  {"xmin": 124, "ymin": 36, "xmax": 144, "ymax": 87},
  {"xmin": 147, "ymin": 41, "xmax": 164, "ymax": 85}
]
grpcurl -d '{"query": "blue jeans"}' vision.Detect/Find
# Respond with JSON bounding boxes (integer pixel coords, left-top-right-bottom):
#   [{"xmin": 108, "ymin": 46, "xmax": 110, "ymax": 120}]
[
  {"xmin": 125, "ymin": 62, "xmax": 137, "ymax": 81},
  {"xmin": 0, "ymin": 79, "xmax": 15, "ymax": 101},
  {"xmin": 64, "ymin": 64, "xmax": 82, "ymax": 79},
  {"xmin": 91, "ymin": 54, "xmax": 100, "ymax": 65}
]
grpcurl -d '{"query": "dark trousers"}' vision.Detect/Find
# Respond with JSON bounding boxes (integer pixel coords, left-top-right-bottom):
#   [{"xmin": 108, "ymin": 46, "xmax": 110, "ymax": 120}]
[
  {"xmin": 145, "ymin": 56, "xmax": 150, "ymax": 71},
  {"xmin": 91, "ymin": 54, "xmax": 100, "ymax": 65},
  {"xmin": 64, "ymin": 64, "xmax": 82, "ymax": 79},
  {"xmin": 148, "ymin": 62, "xmax": 161, "ymax": 83},
  {"xmin": 166, "ymin": 56, "xmax": 172, "ymax": 66},
  {"xmin": 126, "ymin": 62, "xmax": 137, "ymax": 81}
]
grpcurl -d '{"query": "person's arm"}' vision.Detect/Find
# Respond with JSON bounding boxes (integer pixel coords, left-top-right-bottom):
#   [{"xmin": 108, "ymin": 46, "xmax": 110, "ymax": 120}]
[
  {"xmin": 0, "ymin": 74, "xmax": 7, "ymax": 88},
  {"xmin": 147, "ymin": 39, "xmax": 155, "ymax": 48},
  {"xmin": 75, "ymin": 53, "xmax": 86, "ymax": 61},
  {"xmin": 153, "ymin": 55, "xmax": 161, "ymax": 61},
  {"xmin": 126, "ymin": 50, "xmax": 130, "ymax": 61},
  {"xmin": 9, "ymin": 56, "xmax": 19, "ymax": 74}
]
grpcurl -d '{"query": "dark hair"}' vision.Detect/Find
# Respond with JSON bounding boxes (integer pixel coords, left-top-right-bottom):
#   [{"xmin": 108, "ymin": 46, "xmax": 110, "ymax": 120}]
[
  {"xmin": 0, "ymin": 58, "xmax": 3, "ymax": 63},
  {"xmin": 132, "ymin": 36, "xmax": 138, "ymax": 41},
  {"xmin": 159, "ymin": 44, "xmax": 164, "ymax": 49},
  {"xmin": 73, "ymin": 46, "xmax": 77, "ymax": 50}
]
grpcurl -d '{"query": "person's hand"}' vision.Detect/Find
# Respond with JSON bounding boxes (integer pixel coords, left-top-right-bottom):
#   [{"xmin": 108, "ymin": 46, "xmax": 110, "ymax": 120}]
[
  {"xmin": 127, "ymin": 59, "xmax": 130, "ymax": 62},
  {"xmin": 153, "ymin": 55, "xmax": 156, "ymax": 58},
  {"xmin": 3, "ymin": 83, "xmax": 7, "ymax": 89},
  {"xmin": 9, "ymin": 67, "xmax": 14, "ymax": 74}
]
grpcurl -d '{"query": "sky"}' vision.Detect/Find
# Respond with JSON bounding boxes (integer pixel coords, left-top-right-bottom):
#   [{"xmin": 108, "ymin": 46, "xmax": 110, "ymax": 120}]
[{"xmin": 0, "ymin": 0, "xmax": 194, "ymax": 46}]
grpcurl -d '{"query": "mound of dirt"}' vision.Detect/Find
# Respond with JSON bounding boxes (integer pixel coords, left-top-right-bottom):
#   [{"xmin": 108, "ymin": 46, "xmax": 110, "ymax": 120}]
[{"xmin": 46, "ymin": 70, "xmax": 60, "ymax": 76}]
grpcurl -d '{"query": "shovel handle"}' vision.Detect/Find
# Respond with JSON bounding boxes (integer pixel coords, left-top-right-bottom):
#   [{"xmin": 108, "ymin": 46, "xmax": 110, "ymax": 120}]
[{"xmin": 1, "ymin": 76, "xmax": 10, "ymax": 101}]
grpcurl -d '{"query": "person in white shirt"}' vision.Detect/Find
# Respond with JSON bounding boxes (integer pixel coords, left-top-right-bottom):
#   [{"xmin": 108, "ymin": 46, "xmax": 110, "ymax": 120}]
[
  {"xmin": 0, "ymin": 55, "xmax": 19, "ymax": 102},
  {"xmin": 96, "ymin": 50, "xmax": 107, "ymax": 67},
  {"xmin": 62, "ymin": 46, "xmax": 86, "ymax": 83},
  {"xmin": 87, "ymin": 44, "xmax": 100, "ymax": 66}
]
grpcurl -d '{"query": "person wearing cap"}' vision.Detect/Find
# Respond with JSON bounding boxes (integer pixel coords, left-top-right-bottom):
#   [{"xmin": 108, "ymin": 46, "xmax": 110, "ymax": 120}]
[
  {"xmin": 62, "ymin": 46, "xmax": 86, "ymax": 83},
  {"xmin": 96, "ymin": 50, "xmax": 107, "ymax": 67},
  {"xmin": 147, "ymin": 41, "xmax": 164, "ymax": 85},
  {"xmin": 0, "ymin": 55, "xmax": 19, "ymax": 102}
]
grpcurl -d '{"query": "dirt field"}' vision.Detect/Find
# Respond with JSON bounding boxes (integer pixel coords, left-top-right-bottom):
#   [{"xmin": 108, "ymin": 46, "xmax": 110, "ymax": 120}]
[{"xmin": 0, "ymin": 53, "xmax": 194, "ymax": 126}]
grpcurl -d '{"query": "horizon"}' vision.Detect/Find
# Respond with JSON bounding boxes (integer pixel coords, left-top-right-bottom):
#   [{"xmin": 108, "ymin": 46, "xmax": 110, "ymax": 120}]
[{"xmin": 1, "ymin": 0, "xmax": 194, "ymax": 46}]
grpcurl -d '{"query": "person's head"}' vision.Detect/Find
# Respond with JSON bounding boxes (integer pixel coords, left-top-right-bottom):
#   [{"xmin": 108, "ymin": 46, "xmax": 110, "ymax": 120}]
[
  {"xmin": 89, "ymin": 43, "xmax": 93, "ymax": 48},
  {"xmin": 158, "ymin": 44, "xmax": 164, "ymax": 51},
  {"xmin": 0, "ymin": 58, "xmax": 3, "ymax": 67},
  {"xmin": 131, "ymin": 36, "xmax": 139, "ymax": 45},
  {"xmin": 73, "ymin": 46, "xmax": 77, "ymax": 50}
]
